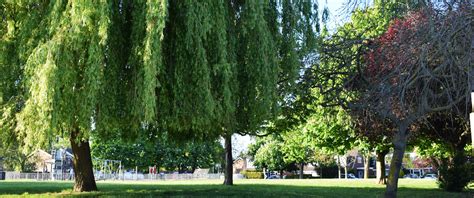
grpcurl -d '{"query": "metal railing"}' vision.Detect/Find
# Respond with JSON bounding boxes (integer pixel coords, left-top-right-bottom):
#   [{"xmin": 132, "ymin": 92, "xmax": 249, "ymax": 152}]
[
  {"xmin": 95, "ymin": 172, "xmax": 225, "ymax": 181},
  {"xmin": 4, "ymin": 172, "xmax": 73, "ymax": 180},
  {"xmin": 4, "ymin": 171, "xmax": 227, "ymax": 181}
]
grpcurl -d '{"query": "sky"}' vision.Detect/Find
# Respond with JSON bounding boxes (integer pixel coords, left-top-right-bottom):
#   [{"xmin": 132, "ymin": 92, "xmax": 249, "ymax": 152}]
[{"xmin": 228, "ymin": 0, "xmax": 348, "ymax": 157}]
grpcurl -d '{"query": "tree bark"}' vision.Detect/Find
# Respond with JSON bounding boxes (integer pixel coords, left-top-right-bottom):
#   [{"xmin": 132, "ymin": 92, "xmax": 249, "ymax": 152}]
[
  {"xmin": 320, "ymin": 165, "xmax": 323, "ymax": 178},
  {"xmin": 263, "ymin": 167, "xmax": 267, "ymax": 179},
  {"xmin": 299, "ymin": 162, "xmax": 304, "ymax": 179},
  {"xmin": 385, "ymin": 125, "xmax": 408, "ymax": 198},
  {"xmin": 364, "ymin": 155, "xmax": 370, "ymax": 179},
  {"xmin": 376, "ymin": 150, "xmax": 388, "ymax": 185},
  {"xmin": 70, "ymin": 128, "xmax": 97, "ymax": 192},
  {"xmin": 344, "ymin": 165, "xmax": 348, "ymax": 179},
  {"xmin": 337, "ymin": 156, "xmax": 341, "ymax": 179},
  {"xmin": 279, "ymin": 169, "xmax": 284, "ymax": 179},
  {"xmin": 223, "ymin": 134, "xmax": 233, "ymax": 185}
]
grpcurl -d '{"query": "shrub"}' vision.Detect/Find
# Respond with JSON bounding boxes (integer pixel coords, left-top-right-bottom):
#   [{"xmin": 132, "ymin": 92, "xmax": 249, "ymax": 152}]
[
  {"xmin": 241, "ymin": 170, "xmax": 263, "ymax": 179},
  {"xmin": 398, "ymin": 170, "xmax": 405, "ymax": 178},
  {"xmin": 437, "ymin": 152, "xmax": 470, "ymax": 192}
]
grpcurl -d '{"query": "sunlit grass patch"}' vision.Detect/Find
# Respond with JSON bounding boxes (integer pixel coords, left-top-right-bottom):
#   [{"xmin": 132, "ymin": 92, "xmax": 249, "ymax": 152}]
[{"xmin": 0, "ymin": 179, "xmax": 471, "ymax": 197}]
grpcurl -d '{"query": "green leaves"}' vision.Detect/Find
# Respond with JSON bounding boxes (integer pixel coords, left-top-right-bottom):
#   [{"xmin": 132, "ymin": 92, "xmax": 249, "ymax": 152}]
[
  {"xmin": 162, "ymin": 0, "xmax": 216, "ymax": 136},
  {"xmin": 1, "ymin": 0, "xmax": 322, "ymax": 152},
  {"xmin": 1, "ymin": 1, "xmax": 169, "ymax": 149},
  {"xmin": 234, "ymin": 0, "xmax": 278, "ymax": 133}
]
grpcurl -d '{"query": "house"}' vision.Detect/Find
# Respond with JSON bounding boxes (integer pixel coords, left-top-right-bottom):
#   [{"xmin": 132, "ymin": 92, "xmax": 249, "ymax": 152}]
[
  {"xmin": 233, "ymin": 157, "xmax": 255, "ymax": 173},
  {"xmin": 337, "ymin": 150, "xmax": 377, "ymax": 178},
  {"xmin": 303, "ymin": 164, "xmax": 320, "ymax": 177},
  {"xmin": 30, "ymin": 148, "xmax": 74, "ymax": 173},
  {"xmin": 31, "ymin": 149, "xmax": 54, "ymax": 173}
]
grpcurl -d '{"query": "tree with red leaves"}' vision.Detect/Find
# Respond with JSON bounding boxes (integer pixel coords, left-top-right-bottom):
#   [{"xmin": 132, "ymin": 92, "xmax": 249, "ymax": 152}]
[
  {"xmin": 359, "ymin": 6, "xmax": 472, "ymax": 197},
  {"xmin": 314, "ymin": 2, "xmax": 472, "ymax": 197}
]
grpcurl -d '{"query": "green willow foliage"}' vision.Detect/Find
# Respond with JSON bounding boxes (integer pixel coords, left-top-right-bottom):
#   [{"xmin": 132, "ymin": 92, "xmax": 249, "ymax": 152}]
[
  {"xmin": 1, "ymin": 0, "xmax": 167, "ymax": 151},
  {"xmin": 1, "ymin": 0, "xmax": 320, "ymax": 150}
]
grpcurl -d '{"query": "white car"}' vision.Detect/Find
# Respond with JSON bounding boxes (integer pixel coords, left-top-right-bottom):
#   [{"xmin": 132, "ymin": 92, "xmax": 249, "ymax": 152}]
[{"xmin": 423, "ymin": 174, "xmax": 437, "ymax": 179}]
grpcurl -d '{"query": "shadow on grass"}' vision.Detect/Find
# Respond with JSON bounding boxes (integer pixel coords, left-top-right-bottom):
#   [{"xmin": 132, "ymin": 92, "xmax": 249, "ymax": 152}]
[{"xmin": 0, "ymin": 181, "xmax": 472, "ymax": 198}]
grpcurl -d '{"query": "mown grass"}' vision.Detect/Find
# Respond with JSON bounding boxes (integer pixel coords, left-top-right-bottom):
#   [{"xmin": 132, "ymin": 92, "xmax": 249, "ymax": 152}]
[{"xmin": 0, "ymin": 179, "xmax": 472, "ymax": 197}]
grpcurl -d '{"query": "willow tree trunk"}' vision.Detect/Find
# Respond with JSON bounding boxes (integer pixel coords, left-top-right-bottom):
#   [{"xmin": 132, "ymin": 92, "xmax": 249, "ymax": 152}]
[
  {"xmin": 299, "ymin": 162, "xmax": 304, "ymax": 179},
  {"xmin": 70, "ymin": 128, "xmax": 97, "ymax": 192},
  {"xmin": 223, "ymin": 134, "xmax": 233, "ymax": 185},
  {"xmin": 376, "ymin": 150, "xmax": 388, "ymax": 185},
  {"xmin": 364, "ymin": 155, "xmax": 370, "ymax": 179},
  {"xmin": 385, "ymin": 125, "xmax": 408, "ymax": 198}
]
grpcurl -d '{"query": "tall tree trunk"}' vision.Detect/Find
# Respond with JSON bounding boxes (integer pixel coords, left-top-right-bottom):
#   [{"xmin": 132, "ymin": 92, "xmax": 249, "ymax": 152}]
[
  {"xmin": 385, "ymin": 125, "xmax": 408, "ymax": 198},
  {"xmin": 344, "ymin": 165, "xmax": 348, "ymax": 179},
  {"xmin": 279, "ymin": 169, "xmax": 284, "ymax": 179},
  {"xmin": 337, "ymin": 156, "xmax": 341, "ymax": 179},
  {"xmin": 376, "ymin": 150, "xmax": 388, "ymax": 185},
  {"xmin": 70, "ymin": 128, "xmax": 97, "ymax": 192},
  {"xmin": 223, "ymin": 134, "xmax": 233, "ymax": 185},
  {"xmin": 299, "ymin": 162, "xmax": 304, "ymax": 179},
  {"xmin": 320, "ymin": 165, "xmax": 323, "ymax": 178},
  {"xmin": 263, "ymin": 167, "xmax": 267, "ymax": 179},
  {"xmin": 364, "ymin": 155, "xmax": 370, "ymax": 179}
]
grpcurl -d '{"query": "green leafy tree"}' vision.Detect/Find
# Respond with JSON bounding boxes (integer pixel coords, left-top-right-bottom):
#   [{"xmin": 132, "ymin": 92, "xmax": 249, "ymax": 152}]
[
  {"xmin": 251, "ymin": 136, "xmax": 293, "ymax": 178},
  {"xmin": 281, "ymin": 127, "xmax": 315, "ymax": 179},
  {"xmin": 92, "ymin": 133, "xmax": 223, "ymax": 173}
]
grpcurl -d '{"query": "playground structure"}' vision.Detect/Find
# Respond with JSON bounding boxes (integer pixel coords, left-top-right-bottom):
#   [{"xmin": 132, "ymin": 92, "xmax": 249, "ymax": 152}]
[{"xmin": 94, "ymin": 159, "xmax": 122, "ymax": 181}]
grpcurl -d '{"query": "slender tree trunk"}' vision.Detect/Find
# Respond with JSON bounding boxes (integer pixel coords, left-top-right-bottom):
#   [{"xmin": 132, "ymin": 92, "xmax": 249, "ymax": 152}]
[
  {"xmin": 223, "ymin": 134, "xmax": 233, "ymax": 185},
  {"xmin": 263, "ymin": 167, "xmax": 267, "ymax": 179},
  {"xmin": 344, "ymin": 165, "xmax": 348, "ymax": 179},
  {"xmin": 20, "ymin": 158, "xmax": 26, "ymax": 173},
  {"xmin": 279, "ymin": 169, "xmax": 284, "ymax": 179},
  {"xmin": 70, "ymin": 128, "xmax": 97, "ymax": 192},
  {"xmin": 385, "ymin": 125, "xmax": 408, "ymax": 198},
  {"xmin": 376, "ymin": 150, "xmax": 388, "ymax": 185},
  {"xmin": 364, "ymin": 155, "xmax": 370, "ymax": 179},
  {"xmin": 337, "ymin": 156, "xmax": 341, "ymax": 179},
  {"xmin": 299, "ymin": 162, "xmax": 304, "ymax": 179},
  {"xmin": 320, "ymin": 165, "xmax": 323, "ymax": 178}
]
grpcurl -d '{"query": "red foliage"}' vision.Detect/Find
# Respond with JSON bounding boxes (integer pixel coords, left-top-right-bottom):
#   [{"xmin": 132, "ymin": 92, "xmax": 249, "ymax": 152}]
[{"xmin": 365, "ymin": 11, "xmax": 428, "ymax": 81}]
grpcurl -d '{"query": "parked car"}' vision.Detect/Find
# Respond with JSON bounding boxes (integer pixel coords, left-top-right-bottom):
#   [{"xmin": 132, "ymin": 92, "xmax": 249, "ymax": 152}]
[
  {"xmin": 422, "ymin": 174, "xmax": 437, "ymax": 179},
  {"xmin": 341, "ymin": 173, "xmax": 358, "ymax": 179},
  {"xmin": 403, "ymin": 173, "xmax": 419, "ymax": 179},
  {"xmin": 267, "ymin": 175, "xmax": 280, "ymax": 179}
]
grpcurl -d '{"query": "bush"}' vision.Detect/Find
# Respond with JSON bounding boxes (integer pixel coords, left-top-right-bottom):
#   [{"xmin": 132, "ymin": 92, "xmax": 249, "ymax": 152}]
[
  {"xmin": 437, "ymin": 152, "xmax": 470, "ymax": 192},
  {"xmin": 399, "ymin": 169, "xmax": 405, "ymax": 178},
  {"xmin": 241, "ymin": 170, "xmax": 263, "ymax": 179}
]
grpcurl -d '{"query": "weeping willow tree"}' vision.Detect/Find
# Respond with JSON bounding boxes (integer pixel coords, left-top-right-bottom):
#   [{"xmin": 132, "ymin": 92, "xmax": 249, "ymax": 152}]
[
  {"xmin": 221, "ymin": 0, "xmax": 320, "ymax": 185},
  {"xmin": 0, "ymin": 0, "xmax": 166, "ymax": 192},
  {"xmin": 158, "ymin": 0, "xmax": 320, "ymax": 185},
  {"xmin": 1, "ymin": 0, "xmax": 321, "ymax": 190}
]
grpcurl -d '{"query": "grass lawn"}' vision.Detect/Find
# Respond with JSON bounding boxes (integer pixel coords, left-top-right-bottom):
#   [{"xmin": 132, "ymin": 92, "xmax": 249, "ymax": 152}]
[{"xmin": 0, "ymin": 179, "xmax": 472, "ymax": 197}]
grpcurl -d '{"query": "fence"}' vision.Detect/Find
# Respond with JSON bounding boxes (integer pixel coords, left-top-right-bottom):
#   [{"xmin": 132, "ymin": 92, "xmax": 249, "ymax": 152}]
[
  {"xmin": 95, "ymin": 172, "xmax": 224, "ymax": 181},
  {"xmin": 4, "ymin": 171, "xmax": 227, "ymax": 181},
  {"xmin": 4, "ymin": 172, "xmax": 73, "ymax": 180}
]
